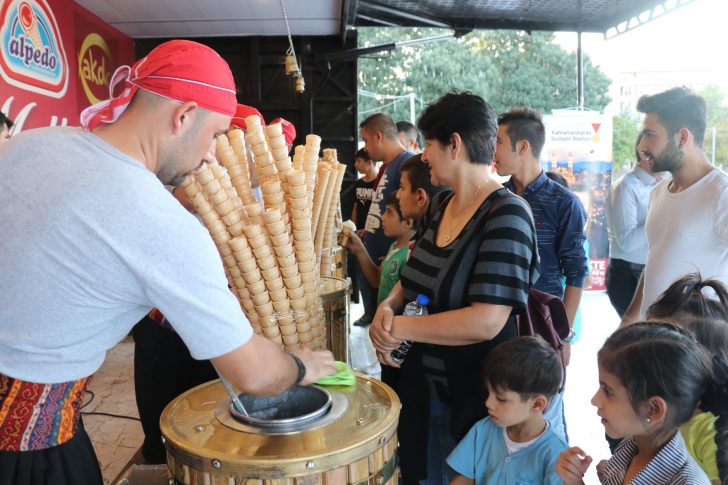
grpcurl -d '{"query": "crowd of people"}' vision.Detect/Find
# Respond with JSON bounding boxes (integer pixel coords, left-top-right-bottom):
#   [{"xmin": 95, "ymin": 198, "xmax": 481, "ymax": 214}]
[
  {"xmin": 347, "ymin": 87, "xmax": 728, "ymax": 485},
  {"xmin": 1, "ymin": 36, "xmax": 727, "ymax": 485}
]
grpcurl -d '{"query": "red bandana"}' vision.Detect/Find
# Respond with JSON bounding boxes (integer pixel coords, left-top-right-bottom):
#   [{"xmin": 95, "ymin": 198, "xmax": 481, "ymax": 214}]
[
  {"xmin": 80, "ymin": 40, "xmax": 237, "ymax": 131},
  {"xmin": 230, "ymin": 104, "xmax": 265, "ymax": 131},
  {"xmin": 270, "ymin": 117, "xmax": 296, "ymax": 145}
]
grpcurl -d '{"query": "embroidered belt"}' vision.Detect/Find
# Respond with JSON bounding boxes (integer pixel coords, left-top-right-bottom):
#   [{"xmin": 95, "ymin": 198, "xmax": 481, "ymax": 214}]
[
  {"xmin": 149, "ymin": 308, "xmax": 174, "ymax": 331},
  {"xmin": 0, "ymin": 373, "xmax": 92, "ymax": 451}
]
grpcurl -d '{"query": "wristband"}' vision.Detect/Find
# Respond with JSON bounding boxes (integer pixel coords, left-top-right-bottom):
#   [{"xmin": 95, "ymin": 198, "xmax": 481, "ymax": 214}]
[
  {"xmin": 562, "ymin": 328, "xmax": 577, "ymax": 344},
  {"xmin": 289, "ymin": 352, "xmax": 306, "ymax": 385}
]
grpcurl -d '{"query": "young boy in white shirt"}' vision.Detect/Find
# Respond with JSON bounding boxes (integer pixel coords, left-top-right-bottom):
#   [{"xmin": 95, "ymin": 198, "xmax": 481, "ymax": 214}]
[{"xmin": 447, "ymin": 336, "xmax": 568, "ymax": 485}]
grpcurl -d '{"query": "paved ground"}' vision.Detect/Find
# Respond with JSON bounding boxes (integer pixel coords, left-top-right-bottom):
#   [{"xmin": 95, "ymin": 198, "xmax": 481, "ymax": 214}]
[{"xmin": 563, "ymin": 291, "xmax": 621, "ymax": 484}]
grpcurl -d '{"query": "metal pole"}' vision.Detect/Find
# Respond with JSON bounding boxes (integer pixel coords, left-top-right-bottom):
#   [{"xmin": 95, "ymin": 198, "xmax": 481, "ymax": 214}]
[
  {"xmin": 410, "ymin": 93, "xmax": 416, "ymax": 123},
  {"xmin": 712, "ymin": 126, "xmax": 716, "ymax": 164},
  {"xmin": 577, "ymin": 31, "xmax": 584, "ymax": 110}
]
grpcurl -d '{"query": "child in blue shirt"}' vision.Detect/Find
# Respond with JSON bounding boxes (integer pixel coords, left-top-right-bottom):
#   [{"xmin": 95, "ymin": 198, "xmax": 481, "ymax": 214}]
[{"xmin": 447, "ymin": 336, "xmax": 568, "ymax": 485}]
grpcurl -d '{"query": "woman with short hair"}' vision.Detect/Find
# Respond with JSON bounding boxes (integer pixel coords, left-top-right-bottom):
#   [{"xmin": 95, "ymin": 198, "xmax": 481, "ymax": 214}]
[{"xmin": 370, "ymin": 91, "xmax": 541, "ymax": 485}]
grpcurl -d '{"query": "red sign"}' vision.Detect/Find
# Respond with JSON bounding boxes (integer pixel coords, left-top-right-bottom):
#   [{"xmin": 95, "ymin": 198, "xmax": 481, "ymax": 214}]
[
  {"xmin": 0, "ymin": 0, "xmax": 133, "ymax": 133},
  {"xmin": 588, "ymin": 258, "xmax": 608, "ymax": 291}
]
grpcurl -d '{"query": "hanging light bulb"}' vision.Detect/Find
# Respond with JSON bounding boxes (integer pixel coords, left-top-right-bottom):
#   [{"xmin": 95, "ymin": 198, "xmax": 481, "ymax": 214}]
[{"xmin": 279, "ymin": 0, "xmax": 304, "ymax": 92}]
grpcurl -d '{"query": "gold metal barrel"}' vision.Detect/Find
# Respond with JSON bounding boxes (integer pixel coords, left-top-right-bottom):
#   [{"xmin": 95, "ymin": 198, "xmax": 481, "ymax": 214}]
[
  {"xmin": 161, "ymin": 375, "xmax": 399, "ymax": 485},
  {"xmin": 330, "ymin": 245, "xmax": 346, "ymax": 279},
  {"xmin": 321, "ymin": 276, "xmax": 350, "ymax": 364}
]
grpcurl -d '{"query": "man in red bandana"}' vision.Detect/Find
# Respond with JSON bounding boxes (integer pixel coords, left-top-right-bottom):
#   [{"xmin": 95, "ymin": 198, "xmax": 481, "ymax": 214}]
[
  {"xmin": 271, "ymin": 117, "xmax": 297, "ymax": 153},
  {"xmin": 0, "ymin": 40, "xmax": 336, "ymax": 485}
]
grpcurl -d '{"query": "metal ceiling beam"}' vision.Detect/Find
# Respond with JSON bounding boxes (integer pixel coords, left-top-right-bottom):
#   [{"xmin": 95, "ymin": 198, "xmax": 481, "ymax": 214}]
[
  {"xmin": 603, "ymin": 0, "xmax": 698, "ymax": 39},
  {"xmin": 351, "ymin": 0, "xmax": 686, "ymax": 37},
  {"xmin": 340, "ymin": 0, "xmax": 361, "ymax": 46},
  {"xmin": 340, "ymin": 0, "xmax": 352, "ymax": 46},
  {"xmin": 354, "ymin": 16, "xmax": 605, "ymax": 33},
  {"xmin": 356, "ymin": 13, "xmax": 401, "ymax": 27},
  {"xmin": 358, "ymin": 1, "xmax": 450, "ymax": 28},
  {"xmin": 319, "ymin": 33, "xmax": 453, "ymax": 62}
]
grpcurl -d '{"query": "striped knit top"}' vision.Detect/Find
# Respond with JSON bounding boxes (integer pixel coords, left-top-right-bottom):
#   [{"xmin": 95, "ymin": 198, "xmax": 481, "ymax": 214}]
[
  {"xmin": 400, "ymin": 188, "xmax": 540, "ymax": 315},
  {"xmin": 603, "ymin": 432, "xmax": 710, "ymax": 485},
  {"xmin": 396, "ymin": 187, "xmax": 540, "ymax": 428}
]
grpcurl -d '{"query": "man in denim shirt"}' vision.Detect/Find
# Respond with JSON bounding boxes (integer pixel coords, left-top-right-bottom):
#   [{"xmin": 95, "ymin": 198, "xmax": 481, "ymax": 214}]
[{"xmin": 494, "ymin": 107, "xmax": 589, "ymax": 442}]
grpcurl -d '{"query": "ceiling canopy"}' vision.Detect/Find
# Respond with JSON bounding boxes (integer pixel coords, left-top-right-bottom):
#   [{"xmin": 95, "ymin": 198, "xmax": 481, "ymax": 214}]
[
  {"xmin": 75, "ymin": 0, "xmax": 694, "ymax": 40},
  {"xmin": 346, "ymin": 0, "xmax": 696, "ymax": 39}
]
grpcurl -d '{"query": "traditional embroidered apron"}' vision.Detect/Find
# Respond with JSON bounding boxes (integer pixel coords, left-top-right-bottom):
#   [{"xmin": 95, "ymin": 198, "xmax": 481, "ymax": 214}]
[{"xmin": 0, "ymin": 373, "xmax": 93, "ymax": 451}]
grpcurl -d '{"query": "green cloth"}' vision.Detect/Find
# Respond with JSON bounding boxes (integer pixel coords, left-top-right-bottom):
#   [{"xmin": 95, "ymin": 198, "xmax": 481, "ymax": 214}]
[
  {"xmin": 316, "ymin": 361, "xmax": 356, "ymax": 387},
  {"xmin": 377, "ymin": 242, "xmax": 409, "ymax": 306},
  {"xmin": 680, "ymin": 412, "xmax": 719, "ymax": 481}
]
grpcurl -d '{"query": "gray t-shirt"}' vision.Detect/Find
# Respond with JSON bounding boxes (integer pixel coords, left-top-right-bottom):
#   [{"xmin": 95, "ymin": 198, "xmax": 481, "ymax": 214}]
[{"xmin": 0, "ymin": 127, "xmax": 252, "ymax": 383}]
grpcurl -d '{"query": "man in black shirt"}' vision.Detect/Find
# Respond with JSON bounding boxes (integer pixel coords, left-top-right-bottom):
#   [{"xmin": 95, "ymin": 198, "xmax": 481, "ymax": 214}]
[
  {"xmin": 352, "ymin": 149, "xmax": 378, "ymax": 229},
  {"xmin": 351, "ymin": 149, "xmax": 378, "ymax": 325}
]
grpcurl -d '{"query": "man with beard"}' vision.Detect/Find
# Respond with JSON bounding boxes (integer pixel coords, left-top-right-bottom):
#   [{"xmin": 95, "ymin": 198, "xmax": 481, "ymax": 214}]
[{"xmin": 621, "ymin": 87, "xmax": 728, "ymax": 326}]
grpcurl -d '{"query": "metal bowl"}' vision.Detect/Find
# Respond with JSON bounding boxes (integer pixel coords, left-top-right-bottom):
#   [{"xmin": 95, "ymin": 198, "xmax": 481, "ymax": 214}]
[{"xmin": 229, "ymin": 385, "xmax": 332, "ymax": 428}]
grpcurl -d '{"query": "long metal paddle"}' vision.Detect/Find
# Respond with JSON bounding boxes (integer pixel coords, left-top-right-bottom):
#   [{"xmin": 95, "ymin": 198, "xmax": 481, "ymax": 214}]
[{"xmin": 212, "ymin": 363, "xmax": 249, "ymax": 417}]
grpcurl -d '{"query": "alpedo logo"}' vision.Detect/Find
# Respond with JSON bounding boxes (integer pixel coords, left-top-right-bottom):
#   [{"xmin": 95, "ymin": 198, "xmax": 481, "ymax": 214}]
[{"xmin": 0, "ymin": 0, "xmax": 68, "ymax": 98}]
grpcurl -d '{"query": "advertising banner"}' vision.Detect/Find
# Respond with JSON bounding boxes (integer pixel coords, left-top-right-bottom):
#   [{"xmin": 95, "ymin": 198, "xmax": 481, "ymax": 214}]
[
  {"xmin": 0, "ymin": 0, "xmax": 133, "ymax": 133},
  {"xmin": 541, "ymin": 112, "xmax": 613, "ymax": 291}
]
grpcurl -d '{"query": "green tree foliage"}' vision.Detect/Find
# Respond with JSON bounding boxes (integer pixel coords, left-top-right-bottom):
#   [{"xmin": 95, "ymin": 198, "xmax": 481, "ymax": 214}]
[
  {"xmin": 699, "ymin": 84, "xmax": 728, "ymax": 128},
  {"xmin": 357, "ymin": 28, "xmax": 612, "ymax": 125},
  {"xmin": 475, "ymin": 31, "xmax": 612, "ymax": 114},
  {"xmin": 699, "ymin": 84, "xmax": 728, "ymax": 169},
  {"xmin": 612, "ymin": 107, "xmax": 641, "ymax": 172}
]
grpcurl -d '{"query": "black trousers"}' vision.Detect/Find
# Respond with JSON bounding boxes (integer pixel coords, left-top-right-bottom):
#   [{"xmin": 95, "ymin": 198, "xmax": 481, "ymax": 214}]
[
  {"xmin": 0, "ymin": 419, "xmax": 103, "ymax": 485},
  {"xmin": 348, "ymin": 252, "xmax": 360, "ymax": 304},
  {"xmin": 605, "ymin": 260, "xmax": 643, "ymax": 319},
  {"xmin": 133, "ymin": 316, "xmax": 218, "ymax": 464}
]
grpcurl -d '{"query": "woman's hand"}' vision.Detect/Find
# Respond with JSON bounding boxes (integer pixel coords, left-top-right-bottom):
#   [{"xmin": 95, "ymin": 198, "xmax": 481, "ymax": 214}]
[
  {"xmin": 555, "ymin": 447, "xmax": 593, "ymax": 485},
  {"xmin": 369, "ymin": 304, "xmax": 402, "ymax": 354},
  {"xmin": 376, "ymin": 350, "xmax": 400, "ymax": 368}
]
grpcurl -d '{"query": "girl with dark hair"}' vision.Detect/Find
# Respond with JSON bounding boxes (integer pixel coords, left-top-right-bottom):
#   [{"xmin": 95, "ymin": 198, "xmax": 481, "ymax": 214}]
[
  {"xmin": 369, "ymin": 90, "xmax": 540, "ymax": 485},
  {"xmin": 646, "ymin": 272, "xmax": 728, "ymax": 324},
  {"xmin": 556, "ymin": 322, "xmax": 728, "ymax": 485},
  {"xmin": 645, "ymin": 273, "xmax": 728, "ymax": 485}
]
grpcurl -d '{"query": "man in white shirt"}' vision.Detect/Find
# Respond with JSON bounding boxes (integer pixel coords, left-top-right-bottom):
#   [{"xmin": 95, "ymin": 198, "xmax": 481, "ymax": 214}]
[
  {"xmin": 604, "ymin": 135, "xmax": 662, "ymax": 318},
  {"xmin": 622, "ymin": 87, "xmax": 728, "ymax": 325},
  {"xmin": 0, "ymin": 40, "xmax": 335, "ymax": 484}
]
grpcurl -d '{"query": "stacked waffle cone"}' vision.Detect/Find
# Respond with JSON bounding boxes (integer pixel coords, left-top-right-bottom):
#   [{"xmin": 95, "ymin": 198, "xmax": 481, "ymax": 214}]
[
  {"xmin": 288, "ymin": 170, "xmax": 323, "ymax": 347},
  {"xmin": 218, "ymin": 129, "xmax": 257, "ymax": 207},
  {"xmin": 184, "ymin": 126, "xmax": 332, "ymax": 351},
  {"xmin": 303, "ymin": 136, "xmax": 321, "ymax": 212},
  {"xmin": 245, "ymin": 115, "xmax": 280, "ymax": 192},
  {"xmin": 322, "ymin": 162, "xmax": 346, "ymax": 254},
  {"xmin": 310, "ymin": 149, "xmax": 347, "ymax": 275},
  {"xmin": 292, "ymin": 145, "xmax": 305, "ymax": 171},
  {"xmin": 265, "ymin": 124, "xmax": 294, "ymax": 209}
]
